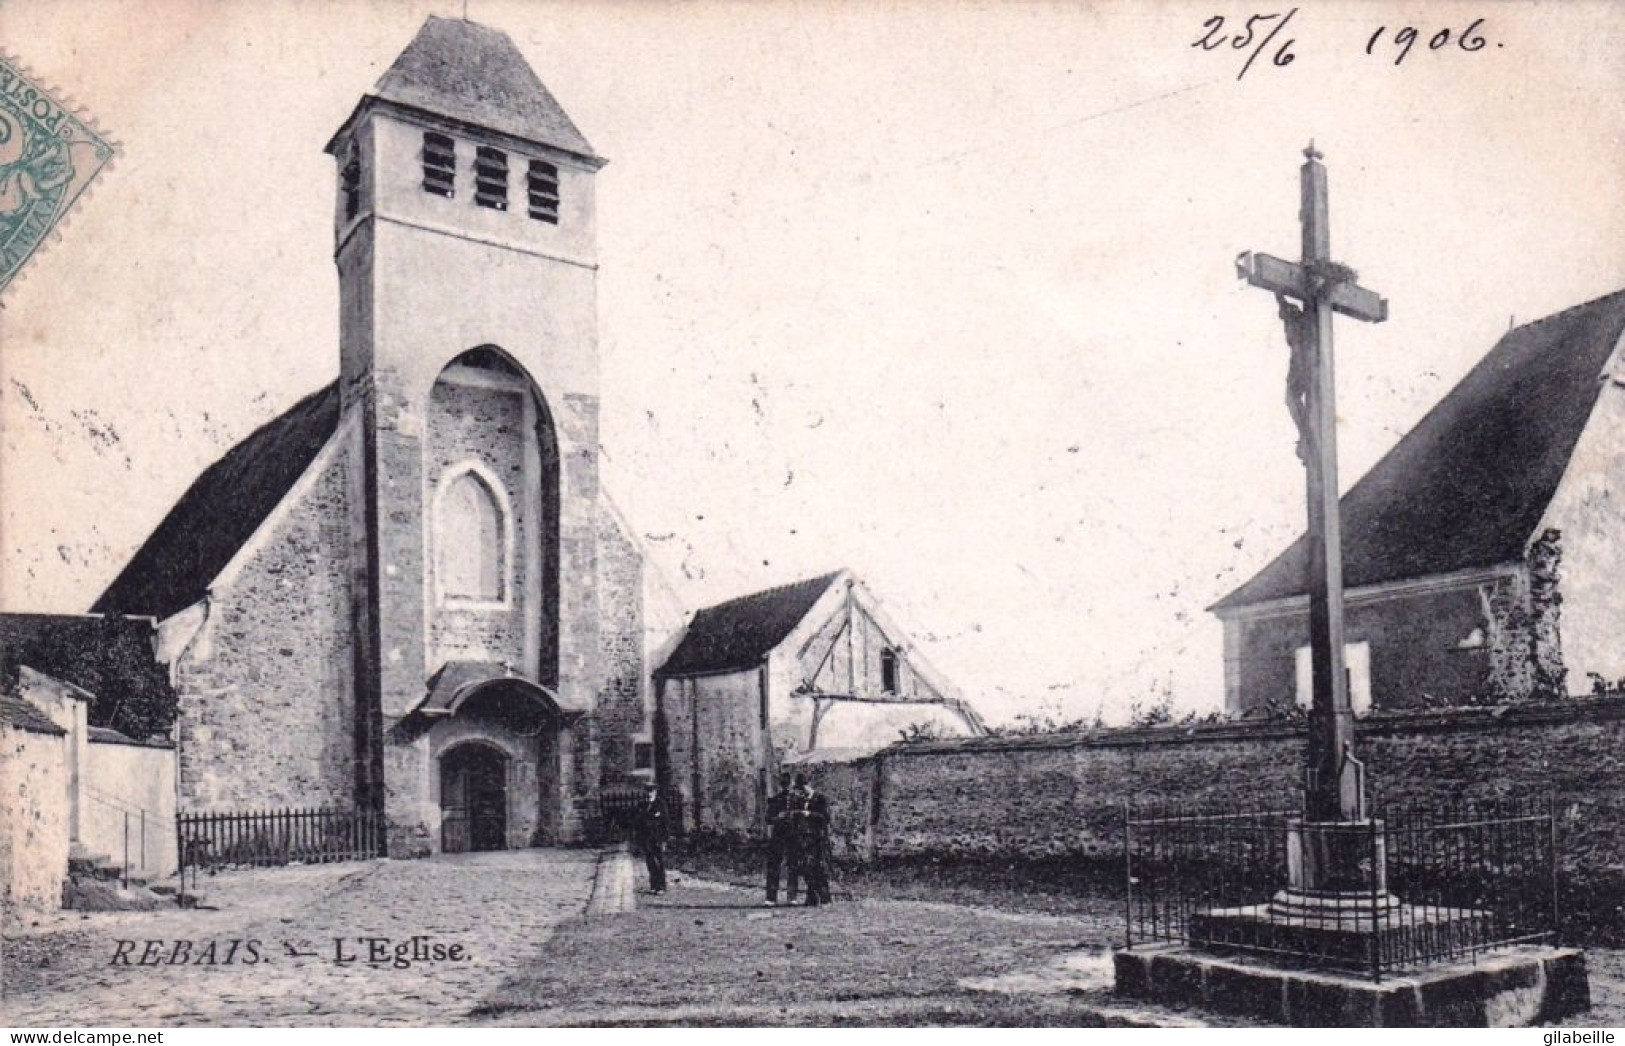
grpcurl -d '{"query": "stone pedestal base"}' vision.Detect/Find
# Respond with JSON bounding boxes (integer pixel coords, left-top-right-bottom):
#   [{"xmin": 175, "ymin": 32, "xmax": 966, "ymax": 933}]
[
  {"xmin": 1285, "ymin": 818, "xmax": 1388, "ymax": 894},
  {"xmin": 1114, "ymin": 944, "xmax": 1589, "ymax": 1027},
  {"xmin": 1268, "ymin": 887, "xmax": 1402, "ymax": 920},
  {"xmin": 1190, "ymin": 900, "xmax": 1494, "ymax": 970}
]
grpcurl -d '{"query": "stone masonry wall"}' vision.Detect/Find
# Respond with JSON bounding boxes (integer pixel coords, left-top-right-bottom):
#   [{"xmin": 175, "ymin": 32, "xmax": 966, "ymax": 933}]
[
  {"xmin": 660, "ymin": 677, "xmax": 695, "ymax": 833},
  {"xmin": 594, "ymin": 504, "xmax": 645, "ymax": 787},
  {"xmin": 424, "ymin": 377, "xmax": 531, "ymax": 673},
  {"xmin": 1228, "ymin": 578, "xmax": 1513, "ymax": 714},
  {"xmin": 661, "ymin": 671, "xmax": 764, "ymax": 837},
  {"xmin": 173, "ymin": 431, "xmax": 357, "ymax": 812},
  {"xmin": 803, "ymin": 700, "xmax": 1625, "ymax": 917}
]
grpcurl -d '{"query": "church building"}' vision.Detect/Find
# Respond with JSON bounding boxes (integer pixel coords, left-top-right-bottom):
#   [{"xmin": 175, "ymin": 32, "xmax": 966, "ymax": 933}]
[
  {"xmin": 90, "ymin": 16, "xmax": 648, "ymax": 856},
  {"xmin": 1213, "ymin": 290, "xmax": 1625, "ymax": 714},
  {"xmin": 0, "ymin": 17, "xmax": 986, "ymax": 899}
]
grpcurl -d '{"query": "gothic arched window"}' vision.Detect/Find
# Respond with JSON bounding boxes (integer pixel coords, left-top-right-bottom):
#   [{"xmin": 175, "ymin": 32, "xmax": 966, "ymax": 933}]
[{"xmin": 439, "ymin": 469, "xmax": 507, "ymax": 604}]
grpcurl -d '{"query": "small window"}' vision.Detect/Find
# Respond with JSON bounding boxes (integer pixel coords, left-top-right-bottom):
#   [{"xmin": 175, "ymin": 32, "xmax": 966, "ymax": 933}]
[
  {"xmin": 527, "ymin": 159, "xmax": 559, "ymax": 224},
  {"xmin": 633, "ymin": 741, "xmax": 655, "ymax": 773},
  {"xmin": 1294, "ymin": 641, "xmax": 1372, "ymax": 716},
  {"xmin": 341, "ymin": 145, "xmax": 361, "ymax": 220},
  {"xmin": 880, "ymin": 648, "xmax": 899, "ymax": 695},
  {"xmin": 422, "ymin": 132, "xmax": 456, "ymax": 198},
  {"xmin": 475, "ymin": 146, "xmax": 508, "ymax": 210}
]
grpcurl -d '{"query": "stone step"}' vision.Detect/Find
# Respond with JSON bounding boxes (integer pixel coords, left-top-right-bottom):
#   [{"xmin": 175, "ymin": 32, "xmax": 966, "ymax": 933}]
[
  {"xmin": 67, "ymin": 853, "xmax": 113, "ymax": 875},
  {"xmin": 68, "ymin": 852, "xmax": 161, "ymax": 886},
  {"xmin": 62, "ymin": 877, "xmax": 173, "ymax": 912}
]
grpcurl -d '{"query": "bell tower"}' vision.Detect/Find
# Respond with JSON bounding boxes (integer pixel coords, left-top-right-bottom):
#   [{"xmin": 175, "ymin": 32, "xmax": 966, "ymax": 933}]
[{"xmin": 325, "ymin": 16, "xmax": 608, "ymax": 853}]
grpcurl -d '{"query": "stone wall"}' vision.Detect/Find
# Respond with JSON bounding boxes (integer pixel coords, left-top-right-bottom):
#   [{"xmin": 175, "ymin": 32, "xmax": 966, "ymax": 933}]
[
  {"xmin": 82, "ymin": 737, "xmax": 178, "ymax": 877},
  {"xmin": 594, "ymin": 504, "xmax": 646, "ymax": 787},
  {"xmin": 661, "ymin": 671, "xmax": 764, "ymax": 837},
  {"xmin": 0, "ymin": 721, "xmax": 69, "ymax": 914},
  {"xmin": 424, "ymin": 374, "xmax": 534, "ymax": 674},
  {"xmin": 1536, "ymin": 377, "xmax": 1625, "ymax": 692},
  {"xmin": 172, "ymin": 427, "xmax": 358, "ymax": 812},
  {"xmin": 1223, "ymin": 573, "xmax": 1516, "ymax": 714},
  {"xmin": 802, "ymin": 700, "xmax": 1625, "ymax": 910},
  {"xmin": 1225, "ymin": 538, "xmax": 1604, "ymax": 715}
]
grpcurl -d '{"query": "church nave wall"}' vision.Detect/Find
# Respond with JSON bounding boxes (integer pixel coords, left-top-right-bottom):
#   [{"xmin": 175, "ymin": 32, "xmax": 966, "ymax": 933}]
[
  {"xmin": 593, "ymin": 504, "xmax": 647, "ymax": 786},
  {"xmin": 170, "ymin": 429, "xmax": 359, "ymax": 812}
]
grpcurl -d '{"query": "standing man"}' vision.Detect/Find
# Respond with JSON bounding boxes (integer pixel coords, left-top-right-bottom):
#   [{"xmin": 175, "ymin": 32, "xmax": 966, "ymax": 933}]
[
  {"xmin": 764, "ymin": 770, "xmax": 799, "ymax": 907},
  {"xmin": 635, "ymin": 784, "xmax": 669, "ymax": 895},
  {"xmin": 792, "ymin": 773, "xmax": 834, "ymax": 907}
]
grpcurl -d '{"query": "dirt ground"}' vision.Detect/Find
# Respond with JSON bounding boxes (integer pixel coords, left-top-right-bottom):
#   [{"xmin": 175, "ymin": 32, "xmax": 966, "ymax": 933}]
[
  {"xmin": 5, "ymin": 846, "xmax": 1619, "ymax": 1027},
  {"xmin": 472, "ymin": 871, "xmax": 1156, "ymax": 1027},
  {"xmin": 476, "ymin": 849, "xmax": 1625, "ymax": 1028}
]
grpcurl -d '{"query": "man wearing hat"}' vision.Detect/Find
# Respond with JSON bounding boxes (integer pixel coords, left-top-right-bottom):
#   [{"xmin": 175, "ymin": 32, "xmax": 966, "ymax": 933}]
[{"xmin": 764, "ymin": 770, "xmax": 799, "ymax": 907}]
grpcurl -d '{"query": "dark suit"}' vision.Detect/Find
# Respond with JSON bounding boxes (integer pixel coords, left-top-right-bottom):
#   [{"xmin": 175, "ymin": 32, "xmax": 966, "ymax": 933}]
[
  {"xmin": 792, "ymin": 788, "xmax": 833, "ymax": 906},
  {"xmin": 634, "ymin": 794, "xmax": 669, "ymax": 893},
  {"xmin": 765, "ymin": 790, "xmax": 799, "ymax": 903}
]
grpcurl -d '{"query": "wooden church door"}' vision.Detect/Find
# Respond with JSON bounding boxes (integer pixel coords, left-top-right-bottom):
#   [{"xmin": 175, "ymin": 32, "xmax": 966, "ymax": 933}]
[{"xmin": 440, "ymin": 743, "xmax": 509, "ymax": 853}]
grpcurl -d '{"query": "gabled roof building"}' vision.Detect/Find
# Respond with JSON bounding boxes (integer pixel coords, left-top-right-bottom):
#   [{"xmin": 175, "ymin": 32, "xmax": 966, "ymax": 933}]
[
  {"xmin": 656, "ymin": 569, "xmax": 984, "ymax": 837},
  {"xmin": 1214, "ymin": 290, "xmax": 1625, "ymax": 714}
]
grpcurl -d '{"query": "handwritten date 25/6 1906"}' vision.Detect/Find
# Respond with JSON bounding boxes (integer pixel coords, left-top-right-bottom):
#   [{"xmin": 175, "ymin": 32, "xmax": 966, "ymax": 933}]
[{"xmin": 1192, "ymin": 10, "xmax": 1499, "ymax": 81}]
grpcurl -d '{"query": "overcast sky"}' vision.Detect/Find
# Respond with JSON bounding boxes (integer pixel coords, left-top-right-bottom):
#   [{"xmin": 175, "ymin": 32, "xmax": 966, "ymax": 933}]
[{"xmin": 3, "ymin": 0, "xmax": 1623, "ymax": 725}]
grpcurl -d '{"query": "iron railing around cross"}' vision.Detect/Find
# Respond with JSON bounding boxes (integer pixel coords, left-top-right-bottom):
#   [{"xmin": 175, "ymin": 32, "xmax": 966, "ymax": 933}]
[{"xmin": 1122, "ymin": 796, "xmax": 1559, "ymax": 980}]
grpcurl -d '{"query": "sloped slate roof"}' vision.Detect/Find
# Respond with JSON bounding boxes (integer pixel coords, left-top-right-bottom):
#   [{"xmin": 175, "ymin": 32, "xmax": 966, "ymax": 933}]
[
  {"xmin": 1215, "ymin": 289, "xmax": 1625, "ymax": 610},
  {"xmin": 420, "ymin": 659, "xmax": 510, "ymax": 715},
  {"xmin": 658, "ymin": 572, "xmax": 842, "ymax": 676},
  {"xmin": 93, "ymin": 382, "xmax": 342, "ymax": 621},
  {"xmin": 0, "ymin": 691, "xmax": 65, "ymax": 735},
  {"xmin": 372, "ymin": 16, "xmax": 595, "ymax": 158},
  {"xmin": 420, "ymin": 659, "xmax": 574, "ymax": 711}
]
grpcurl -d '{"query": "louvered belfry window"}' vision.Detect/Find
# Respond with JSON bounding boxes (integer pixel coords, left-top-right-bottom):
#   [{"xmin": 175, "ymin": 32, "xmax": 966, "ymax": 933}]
[
  {"xmin": 475, "ymin": 146, "xmax": 509, "ymax": 210},
  {"xmin": 422, "ymin": 132, "xmax": 456, "ymax": 198},
  {"xmin": 527, "ymin": 159, "xmax": 559, "ymax": 224}
]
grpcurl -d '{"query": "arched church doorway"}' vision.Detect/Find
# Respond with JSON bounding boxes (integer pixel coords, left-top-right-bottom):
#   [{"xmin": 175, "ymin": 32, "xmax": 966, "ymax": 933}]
[{"xmin": 440, "ymin": 742, "xmax": 509, "ymax": 853}]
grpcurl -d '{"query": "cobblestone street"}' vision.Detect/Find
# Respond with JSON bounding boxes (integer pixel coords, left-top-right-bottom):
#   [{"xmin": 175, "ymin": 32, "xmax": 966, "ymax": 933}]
[{"xmin": 2, "ymin": 848, "xmax": 602, "ymax": 1026}]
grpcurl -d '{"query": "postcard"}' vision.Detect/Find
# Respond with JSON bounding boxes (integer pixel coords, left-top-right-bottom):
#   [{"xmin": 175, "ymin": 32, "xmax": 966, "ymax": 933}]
[{"xmin": 2, "ymin": 0, "xmax": 1621, "ymax": 1030}]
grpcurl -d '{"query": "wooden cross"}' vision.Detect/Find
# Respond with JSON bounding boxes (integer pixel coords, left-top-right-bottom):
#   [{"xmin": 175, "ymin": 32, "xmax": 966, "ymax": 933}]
[{"xmin": 1237, "ymin": 144, "xmax": 1388, "ymax": 823}]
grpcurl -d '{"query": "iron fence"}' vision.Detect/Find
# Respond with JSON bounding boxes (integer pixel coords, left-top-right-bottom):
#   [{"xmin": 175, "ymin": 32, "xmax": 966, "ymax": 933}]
[
  {"xmin": 577, "ymin": 785, "xmax": 671, "ymax": 843},
  {"xmin": 177, "ymin": 806, "xmax": 384, "ymax": 890},
  {"xmin": 1123, "ymin": 796, "xmax": 1558, "ymax": 979}
]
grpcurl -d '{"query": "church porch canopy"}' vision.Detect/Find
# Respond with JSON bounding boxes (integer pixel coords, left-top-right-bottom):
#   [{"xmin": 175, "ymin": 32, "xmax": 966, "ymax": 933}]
[{"xmin": 404, "ymin": 659, "xmax": 580, "ymax": 730}]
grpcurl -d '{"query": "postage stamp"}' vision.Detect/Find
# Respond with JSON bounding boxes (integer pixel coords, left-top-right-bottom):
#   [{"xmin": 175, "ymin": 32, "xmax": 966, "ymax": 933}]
[{"xmin": 0, "ymin": 53, "xmax": 113, "ymax": 294}]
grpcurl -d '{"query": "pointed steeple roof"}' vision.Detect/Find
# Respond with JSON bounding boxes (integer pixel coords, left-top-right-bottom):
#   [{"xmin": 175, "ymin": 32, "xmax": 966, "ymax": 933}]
[{"xmin": 368, "ymin": 15, "xmax": 595, "ymax": 159}]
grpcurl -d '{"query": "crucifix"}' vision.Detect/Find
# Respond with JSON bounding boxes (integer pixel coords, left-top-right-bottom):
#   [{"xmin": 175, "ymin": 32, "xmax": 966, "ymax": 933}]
[{"xmin": 1237, "ymin": 144, "xmax": 1388, "ymax": 826}]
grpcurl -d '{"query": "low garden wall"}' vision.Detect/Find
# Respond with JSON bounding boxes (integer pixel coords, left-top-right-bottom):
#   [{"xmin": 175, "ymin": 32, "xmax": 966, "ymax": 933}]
[{"xmin": 802, "ymin": 698, "xmax": 1625, "ymax": 936}]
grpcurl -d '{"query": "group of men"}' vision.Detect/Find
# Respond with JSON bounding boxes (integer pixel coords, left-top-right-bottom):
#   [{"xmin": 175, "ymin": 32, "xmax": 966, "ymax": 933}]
[
  {"xmin": 764, "ymin": 771, "xmax": 834, "ymax": 907},
  {"xmin": 629, "ymin": 771, "xmax": 835, "ymax": 907}
]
